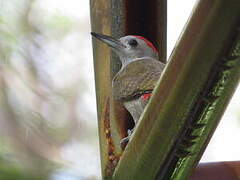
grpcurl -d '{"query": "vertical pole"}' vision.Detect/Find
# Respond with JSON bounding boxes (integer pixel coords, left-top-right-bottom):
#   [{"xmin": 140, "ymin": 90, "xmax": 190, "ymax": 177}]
[{"xmin": 90, "ymin": 0, "xmax": 167, "ymax": 178}]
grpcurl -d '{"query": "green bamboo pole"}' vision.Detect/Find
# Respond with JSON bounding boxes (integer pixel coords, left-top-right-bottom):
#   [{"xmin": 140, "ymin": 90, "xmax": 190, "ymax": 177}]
[
  {"xmin": 173, "ymin": 34, "xmax": 240, "ymax": 180},
  {"xmin": 90, "ymin": 0, "xmax": 116, "ymax": 178},
  {"xmin": 113, "ymin": 0, "xmax": 240, "ymax": 179}
]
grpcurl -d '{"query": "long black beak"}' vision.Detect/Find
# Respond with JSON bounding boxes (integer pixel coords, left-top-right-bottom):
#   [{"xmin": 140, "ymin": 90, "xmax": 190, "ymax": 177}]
[{"xmin": 91, "ymin": 32, "xmax": 126, "ymax": 49}]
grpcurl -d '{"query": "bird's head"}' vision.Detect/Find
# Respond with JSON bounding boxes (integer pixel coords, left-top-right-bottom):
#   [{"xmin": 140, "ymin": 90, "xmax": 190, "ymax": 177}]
[{"xmin": 91, "ymin": 32, "xmax": 159, "ymax": 67}]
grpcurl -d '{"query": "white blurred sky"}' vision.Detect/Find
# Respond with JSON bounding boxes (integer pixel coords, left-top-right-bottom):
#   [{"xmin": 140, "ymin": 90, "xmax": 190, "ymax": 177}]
[{"xmin": 40, "ymin": 0, "xmax": 240, "ymax": 178}]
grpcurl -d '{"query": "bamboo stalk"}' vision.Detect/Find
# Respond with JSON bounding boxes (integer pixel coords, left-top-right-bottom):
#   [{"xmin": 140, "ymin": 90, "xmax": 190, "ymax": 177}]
[
  {"xmin": 113, "ymin": 0, "xmax": 240, "ymax": 179},
  {"xmin": 90, "ymin": 0, "xmax": 114, "ymax": 177}
]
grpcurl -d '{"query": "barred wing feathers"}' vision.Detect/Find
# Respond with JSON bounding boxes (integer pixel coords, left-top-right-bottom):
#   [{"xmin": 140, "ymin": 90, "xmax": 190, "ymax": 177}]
[{"xmin": 112, "ymin": 59, "xmax": 165, "ymax": 101}]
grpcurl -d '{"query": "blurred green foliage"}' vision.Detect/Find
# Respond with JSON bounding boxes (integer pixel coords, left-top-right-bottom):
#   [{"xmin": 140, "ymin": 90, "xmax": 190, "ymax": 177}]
[{"xmin": 0, "ymin": 0, "xmax": 99, "ymax": 179}]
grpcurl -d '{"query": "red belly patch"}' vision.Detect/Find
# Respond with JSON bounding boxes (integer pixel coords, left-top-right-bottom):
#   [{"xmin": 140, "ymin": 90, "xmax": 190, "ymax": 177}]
[{"xmin": 141, "ymin": 93, "xmax": 152, "ymax": 100}]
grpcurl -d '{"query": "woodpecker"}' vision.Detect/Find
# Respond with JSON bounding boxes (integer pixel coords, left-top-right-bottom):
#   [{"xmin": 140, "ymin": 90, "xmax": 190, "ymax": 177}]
[{"xmin": 91, "ymin": 32, "xmax": 165, "ymax": 144}]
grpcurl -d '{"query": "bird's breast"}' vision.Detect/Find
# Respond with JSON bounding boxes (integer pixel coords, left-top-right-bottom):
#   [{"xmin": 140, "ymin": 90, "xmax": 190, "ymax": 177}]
[{"xmin": 123, "ymin": 94, "xmax": 150, "ymax": 124}]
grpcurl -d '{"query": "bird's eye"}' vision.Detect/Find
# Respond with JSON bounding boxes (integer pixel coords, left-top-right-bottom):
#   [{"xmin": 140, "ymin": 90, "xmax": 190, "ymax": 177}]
[{"xmin": 128, "ymin": 39, "xmax": 138, "ymax": 47}]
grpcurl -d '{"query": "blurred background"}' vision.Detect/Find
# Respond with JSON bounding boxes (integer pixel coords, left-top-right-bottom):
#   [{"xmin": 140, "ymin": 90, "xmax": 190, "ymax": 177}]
[{"xmin": 0, "ymin": 0, "xmax": 239, "ymax": 179}]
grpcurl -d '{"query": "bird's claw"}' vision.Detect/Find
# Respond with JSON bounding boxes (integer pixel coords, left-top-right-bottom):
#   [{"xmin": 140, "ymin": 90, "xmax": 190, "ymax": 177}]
[
  {"xmin": 120, "ymin": 136, "xmax": 130, "ymax": 145},
  {"xmin": 120, "ymin": 136, "xmax": 130, "ymax": 150},
  {"xmin": 127, "ymin": 129, "xmax": 134, "ymax": 136},
  {"xmin": 120, "ymin": 128, "xmax": 135, "ymax": 150}
]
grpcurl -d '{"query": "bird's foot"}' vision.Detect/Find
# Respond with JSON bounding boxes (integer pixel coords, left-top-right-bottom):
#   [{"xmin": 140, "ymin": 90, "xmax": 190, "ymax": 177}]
[{"xmin": 120, "ymin": 128, "xmax": 134, "ymax": 150}]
